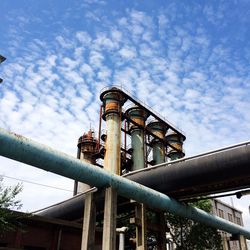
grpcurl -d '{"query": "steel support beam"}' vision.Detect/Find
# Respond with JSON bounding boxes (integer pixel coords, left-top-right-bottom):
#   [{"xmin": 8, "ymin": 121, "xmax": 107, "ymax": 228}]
[{"xmin": 0, "ymin": 128, "xmax": 250, "ymax": 239}]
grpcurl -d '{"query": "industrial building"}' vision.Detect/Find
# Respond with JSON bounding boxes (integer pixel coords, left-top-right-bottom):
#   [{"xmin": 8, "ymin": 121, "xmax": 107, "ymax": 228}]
[
  {"xmin": 0, "ymin": 199, "xmax": 247, "ymax": 249},
  {"xmin": 0, "ymin": 87, "xmax": 249, "ymax": 249},
  {"xmin": 212, "ymin": 199, "xmax": 248, "ymax": 250}
]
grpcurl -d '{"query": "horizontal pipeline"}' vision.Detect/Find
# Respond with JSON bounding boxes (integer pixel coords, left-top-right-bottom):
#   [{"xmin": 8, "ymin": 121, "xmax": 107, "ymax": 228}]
[
  {"xmin": 0, "ymin": 127, "xmax": 249, "ymax": 239},
  {"xmin": 125, "ymin": 141, "xmax": 250, "ymax": 199}
]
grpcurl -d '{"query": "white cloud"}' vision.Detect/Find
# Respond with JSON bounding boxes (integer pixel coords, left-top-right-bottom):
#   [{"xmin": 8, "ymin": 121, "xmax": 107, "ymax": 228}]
[
  {"xmin": 184, "ymin": 89, "xmax": 200, "ymax": 99},
  {"xmin": 0, "ymin": 4, "xmax": 249, "ymax": 228},
  {"xmin": 93, "ymin": 33, "xmax": 118, "ymax": 51},
  {"xmin": 89, "ymin": 50, "xmax": 104, "ymax": 68},
  {"xmin": 119, "ymin": 46, "xmax": 137, "ymax": 59},
  {"xmin": 111, "ymin": 29, "xmax": 122, "ymax": 43},
  {"xmin": 56, "ymin": 36, "xmax": 74, "ymax": 49},
  {"xmin": 76, "ymin": 31, "xmax": 92, "ymax": 45}
]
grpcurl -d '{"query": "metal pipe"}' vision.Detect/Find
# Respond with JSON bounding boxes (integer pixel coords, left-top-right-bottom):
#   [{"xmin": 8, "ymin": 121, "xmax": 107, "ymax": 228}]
[
  {"xmin": 126, "ymin": 107, "xmax": 148, "ymax": 249},
  {"xmin": 0, "ymin": 128, "xmax": 250, "ymax": 239},
  {"xmin": 101, "ymin": 90, "xmax": 126, "ymax": 250},
  {"xmin": 126, "ymin": 107, "xmax": 148, "ymax": 171},
  {"xmin": 147, "ymin": 121, "xmax": 167, "ymax": 165},
  {"xmin": 102, "ymin": 91, "xmax": 125, "ymax": 174},
  {"xmin": 37, "ymin": 141, "xmax": 250, "ymax": 219},
  {"xmin": 98, "ymin": 105, "xmax": 103, "ymax": 151},
  {"xmin": 147, "ymin": 121, "xmax": 167, "ymax": 250},
  {"xmin": 165, "ymin": 132, "xmax": 184, "ymax": 160},
  {"xmin": 117, "ymin": 227, "xmax": 128, "ymax": 250},
  {"xmin": 35, "ymin": 188, "xmax": 98, "ymax": 220},
  {"xmin": 119, "ymin": 233, "xmax": 125, "ymax": 250},
  {"xmin": 124, "ymin": 121, "xmax": 127, "ymax": 160},
  {"xmin": 124, "ymin": 112, "xmax": 182, "ymax": 154},
  {"xmin": 77, "ymin": 131, "xmax": 99, "ymax": 250},
  {"xmin": 77, "ymin": 130, "xmax": 98, "ymax": 194},
  {"xmin": 125, "ymin": 142, "xmax": 250, "ymax": 199},
  {"xmin": 154, "ymin": 140, "xmax": 250, "ymax": 168},
  {"xmin": 73, "ymin": 146, "xmax": 81, "ymax": 195}
]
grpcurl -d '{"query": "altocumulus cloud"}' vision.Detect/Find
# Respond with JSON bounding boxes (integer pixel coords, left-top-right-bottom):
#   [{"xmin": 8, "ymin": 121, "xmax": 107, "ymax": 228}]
[{"xmin": 0, "ymin": 1, "xmax": 249, "ymax": 228}]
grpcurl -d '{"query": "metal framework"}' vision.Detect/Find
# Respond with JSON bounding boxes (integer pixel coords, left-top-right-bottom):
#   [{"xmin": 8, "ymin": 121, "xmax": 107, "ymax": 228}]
[{"xmin": 0, "ymin": 127, "xmax": 249, "ymax": 239}]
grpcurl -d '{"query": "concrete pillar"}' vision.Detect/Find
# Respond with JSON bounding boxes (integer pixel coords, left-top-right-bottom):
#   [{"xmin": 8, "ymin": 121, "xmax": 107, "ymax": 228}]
[
  {"xmin": 102, "ymin": 187, "xmax": 118, "ymax": 250},
  {"xmin": 221, "ymin": 236, "xmax": 229, "ymax": 250},
  {"xmin": 165, "ymin": 131, "xmax": 185, "ymax": 161},
  {"xmin": 135, "ymin": 203, "xmax": 147, "ymax": 250},
  {"xmin": 126, "ymin": 107, "xmax": 148, "ymax": 171},
  {"xmin": 101, "ymin": 89, "xmax": 126, "ymax": 250},
  {"xmin": 147, "ymin": 121, "xmax": 167, "ymax": 165},
  {"xmin": 239, "ymin": 235, "xmax": 248, "ymax": 250},
  {"xmin": 81, "ymin": 192, "xmax": 96, "ymax": 250}
]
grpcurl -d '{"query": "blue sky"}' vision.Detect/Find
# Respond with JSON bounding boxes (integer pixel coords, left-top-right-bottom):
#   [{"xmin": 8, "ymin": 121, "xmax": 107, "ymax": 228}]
[{"xmin": 0, "ymin": 0, "xmax": 250, "ymax": 229}]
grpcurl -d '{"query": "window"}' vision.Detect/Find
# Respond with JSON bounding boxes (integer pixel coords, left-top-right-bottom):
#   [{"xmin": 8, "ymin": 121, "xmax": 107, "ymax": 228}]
[
  {"xmin": 218, "ymin": 209, "xmax": 224, "ymax": 218},
  {"xmin": 228, "ymin": 213, "xmax": 233, "ymax": 222},
  {"xmin": 236, "ymin": 216, "xmax": 241, "ymax": 225}
]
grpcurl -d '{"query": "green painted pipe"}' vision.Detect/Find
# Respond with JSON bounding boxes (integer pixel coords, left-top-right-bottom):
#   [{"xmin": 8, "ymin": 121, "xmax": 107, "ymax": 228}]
[
  {"xmin": 0, "ymin": 128, "xmax": 249, "ymax": 239},
  {"xmin": 126, "ymin": 107, "xmax": 148, "ymax": 171},
  {"xmin": 130, "ymin": 129, "xmax": 145, "ymax": 171},
  {"xmin": 147, "ymin": 121, "xmax": 167, "ymax": 164}
]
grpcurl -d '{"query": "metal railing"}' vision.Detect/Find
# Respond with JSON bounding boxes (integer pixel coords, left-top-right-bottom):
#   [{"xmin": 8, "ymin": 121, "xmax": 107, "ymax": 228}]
[{"xmin": 100, "ymin": 85, "xmax": 186, "ymax": 136}]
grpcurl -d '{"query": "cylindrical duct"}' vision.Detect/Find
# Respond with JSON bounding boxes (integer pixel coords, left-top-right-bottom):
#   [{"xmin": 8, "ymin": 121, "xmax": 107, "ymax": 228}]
[
  {"xmin": 147, "ymin": 121, "xmax": 167, "ymax": 165},
  {"xmin": 165, "ymin": 132, "xmax": 184, "ymax": 160},
  {"xmin": 101, "ymin": 89, "xmax": 126, "ymax": 174},
  {"xmin": 101, "ymin": 88, "xmax": 126, "ymax": 249},
  {"xmin": 75, "ymin": 130, "xmax": 98, "ymax": 194},
  {"xmin": 127, "ymin": 107, "xmax": 148, "ymax": 171}
]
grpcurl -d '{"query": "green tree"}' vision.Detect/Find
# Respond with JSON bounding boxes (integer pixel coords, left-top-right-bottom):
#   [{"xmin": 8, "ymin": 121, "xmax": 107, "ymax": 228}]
[
  {"xmin": 166, "ymin": 199, "xmax": 222, "ymax": 250},
  {"xmin": 0, "ymin": 178, "xmax": 23, "ymax": 232}
]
